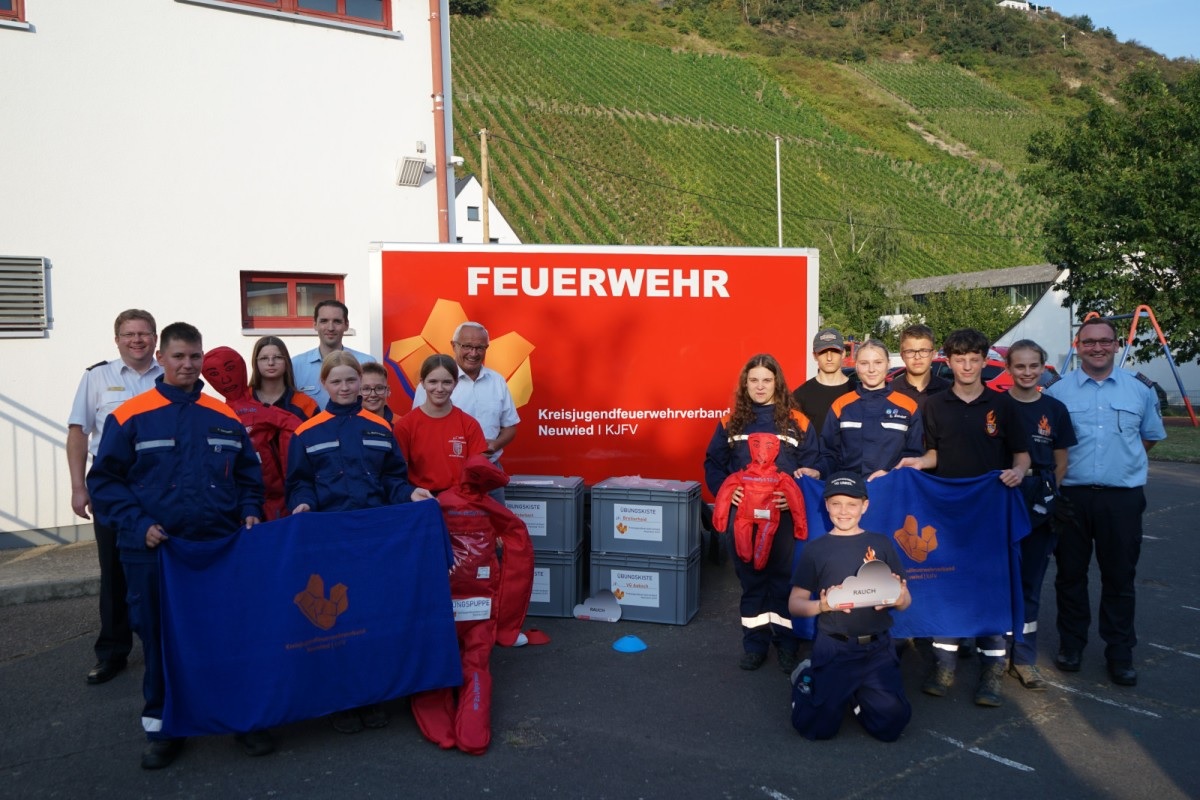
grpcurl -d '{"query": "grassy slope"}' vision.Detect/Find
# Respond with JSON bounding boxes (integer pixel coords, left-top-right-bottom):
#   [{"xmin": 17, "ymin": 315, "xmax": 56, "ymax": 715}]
[{"xmin": 450, "ymin": 0, "xmax": 1193, "ymax": 278}]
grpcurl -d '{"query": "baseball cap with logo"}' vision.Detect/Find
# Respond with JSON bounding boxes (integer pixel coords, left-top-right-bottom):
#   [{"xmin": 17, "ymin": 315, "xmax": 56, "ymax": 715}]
[
  {"xmin": 823, "ymin": 471, "xmax": 868, "ymax": 500},
  {"xmin": 812, "ymin": 328, "xmax": 845, "ymax": 354}
]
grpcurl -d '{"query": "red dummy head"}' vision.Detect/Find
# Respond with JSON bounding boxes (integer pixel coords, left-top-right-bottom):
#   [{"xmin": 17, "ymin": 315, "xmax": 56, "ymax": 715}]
[
  {"xmin": 202, "ymin": 346, "xmax": 249, "ymax": 402},
  {"xmin": 747, "ymin": 432, "xmax": 780, "ymax": 467}
]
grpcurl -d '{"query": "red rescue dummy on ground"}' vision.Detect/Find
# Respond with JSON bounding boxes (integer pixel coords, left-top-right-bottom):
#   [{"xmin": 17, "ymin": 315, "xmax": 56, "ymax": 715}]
[
  {"xmin": 411, "ymin": 455, "xmax": 534, "ymax": 756},
  {"xmin": 712, "ymin": 432, "xmax": 807, "ymax": 569},
  {"xmin": 202, "ymin": 346, "xmax": 298, "ymax": 521}
]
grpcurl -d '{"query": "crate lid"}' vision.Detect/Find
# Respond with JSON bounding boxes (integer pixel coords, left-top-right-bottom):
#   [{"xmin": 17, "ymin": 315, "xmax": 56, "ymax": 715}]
[
  {"xmin": 508, "ymin": 474, "xmax": 584, "ymax": 488},
  {"xmin": 593, "ymin": 476, "xmax": 700, "ymax": 493}
]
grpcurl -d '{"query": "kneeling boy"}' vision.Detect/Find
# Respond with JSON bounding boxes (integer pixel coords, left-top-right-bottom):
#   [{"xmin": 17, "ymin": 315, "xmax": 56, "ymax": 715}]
[{"xmin": 788, "ymin": 472, "xmax": 912, "ymax": 742}]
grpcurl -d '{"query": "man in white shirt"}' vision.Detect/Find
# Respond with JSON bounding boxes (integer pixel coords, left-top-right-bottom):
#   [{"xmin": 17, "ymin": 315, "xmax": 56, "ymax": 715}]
[
  {"xmin": 67, "ymin": 309, "xmax": 164, "ymax": 685},
  {"xmin": 291, "ymin": 300, "xmax": 375, "ymax": 409}
]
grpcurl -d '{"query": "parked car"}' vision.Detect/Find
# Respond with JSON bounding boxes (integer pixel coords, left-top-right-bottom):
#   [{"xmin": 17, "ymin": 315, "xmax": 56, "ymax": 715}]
[{"xmin": 886, "ymin": 356, "xmax": 1058, "ymax": 393}]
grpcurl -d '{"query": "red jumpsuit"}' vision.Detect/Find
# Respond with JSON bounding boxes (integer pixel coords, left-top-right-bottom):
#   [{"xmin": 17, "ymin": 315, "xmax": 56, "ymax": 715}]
[
  {"xmin": 712, "ymin": 433, "xmax": 807, "ymax": 570},
  {"xmin": 411, "ymin": 455, "xmax": 534, "ymax": 755},
  {"xmin": 202, "ymin": 346, "xmax": 298, "ymax": 521}
]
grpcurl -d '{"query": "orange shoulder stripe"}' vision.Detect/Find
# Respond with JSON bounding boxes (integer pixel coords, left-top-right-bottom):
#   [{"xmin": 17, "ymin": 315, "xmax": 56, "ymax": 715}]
[
  {"xmin": 789, "ymin": 408, "xmax": 812, "ymax": 432},
  {"xmin": 197, "ymin": 394, "xmax": 244, "ymax": 423},
  {"xmin": 110, "ymin": 388, "xmax": 170, "ymax": 425},
  {"xmin": 359, "ymin": 409, "xmax": 390, "ymax": 428},
  {"xmin": 294, "ymin": 393, "xmax": 319, "ymax": 417},
  {"xmin": 295, "ymin": 411, "xmax": 333, "ymax": 436},
  {"xmin": 829, "ymin": 392, "xmax": 858, "ymax": 417},
  {"xmin": 888, "ymin": 392, "xmax": 919, "ymax": 415}
]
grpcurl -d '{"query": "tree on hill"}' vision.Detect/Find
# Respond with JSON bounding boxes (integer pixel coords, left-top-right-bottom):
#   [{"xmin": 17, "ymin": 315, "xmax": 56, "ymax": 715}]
[
  {"xmin": 897, "ymin": 284, "xmax": 1022, "ymax": 348},
  {"xmin": 1025, "ymin": 66, "xmax": 1200, "ymax": 363},
  {"xmin": 816, "ymin": 207, "xmax": 903, "ymax": 340}
]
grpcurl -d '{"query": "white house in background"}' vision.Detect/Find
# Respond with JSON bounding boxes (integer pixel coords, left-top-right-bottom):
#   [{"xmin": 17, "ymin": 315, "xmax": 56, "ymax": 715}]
[
  {"xmin": 0, "ymin": 1, "xmax": 458, "ymax": 545},
  {"xmin": 454, "ymin": 175, "xmax": 521, "ymax": 245}
]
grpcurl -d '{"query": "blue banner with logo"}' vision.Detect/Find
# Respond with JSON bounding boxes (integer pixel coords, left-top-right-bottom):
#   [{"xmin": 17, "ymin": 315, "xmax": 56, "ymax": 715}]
[
  {"xmin": 159, "ymin": 500, "xmax": 461, "ymax": 736},
  {"xmin": 796, "ymin": 470, "xmax": 1030, "ymax": 639}
]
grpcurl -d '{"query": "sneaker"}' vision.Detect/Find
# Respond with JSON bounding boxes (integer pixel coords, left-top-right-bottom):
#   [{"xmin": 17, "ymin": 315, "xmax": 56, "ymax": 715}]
[
  {"xmin": 739, "ymin": 651, "xmax": 768, "ymax": 671},
  {"xmin": 331, "ymin": 710, "xmax": 365, "ymax": 734},
  {"xmin": 141, "ymin": 738, "xmax": 185, "ymax": 770},
  {"xmin": 360, "ymin": 704, "xmax": 389, "ymax": 729},
  {"xmin": 975, "ymin": 663, "xmax": 1005, "ymax": 707},
  {"xmin": 790, "ymin": 658, "xmax": 812, "ymax": 688},
  {"xmin": 1008, "ymin": 663, "xmax": 1048, "ymax": 691},
  {"xmin": 235, "ymin": 730, "xmax": 276, "ymax": 757},
  {"xmin": 921, "ymin": 665, "xmax": 955, "ymax": 697},
  {"xmin": 777, "ymin": 649, "xmax": 800, "ymax": 675}
]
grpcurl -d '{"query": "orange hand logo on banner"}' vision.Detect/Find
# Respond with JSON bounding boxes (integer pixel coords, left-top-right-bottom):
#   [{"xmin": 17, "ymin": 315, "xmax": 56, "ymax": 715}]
[
  {"xmin": 893, "ymin": 514, "xmax": 938, "ymax": 563},
  {"xmin": 386, "ymin": 298, "xmax": 535, "ymax": 406},
  {"xmin": 294, "ymin": 574, "xmax": 349, "ymax": 630}
]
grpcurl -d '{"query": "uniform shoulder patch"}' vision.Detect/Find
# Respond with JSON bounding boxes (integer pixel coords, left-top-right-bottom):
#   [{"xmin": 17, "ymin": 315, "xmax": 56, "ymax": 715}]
[
  {"xmin": 1134, "ymin": 372, "xmax": 1155, "ymax": 388},
  {"xmin": 1042, "ymin": 373, "xmax": 1062, "ymax": 388},
  {"xmin": 85, "ymin": 359, "xmax": 108, "ymax": 371}
]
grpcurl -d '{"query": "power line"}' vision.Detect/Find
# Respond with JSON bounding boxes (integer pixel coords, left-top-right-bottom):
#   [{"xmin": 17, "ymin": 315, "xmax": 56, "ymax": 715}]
[{"xmin": 484, "ymin": 131, "xmax": 1019, "ymax": 240}]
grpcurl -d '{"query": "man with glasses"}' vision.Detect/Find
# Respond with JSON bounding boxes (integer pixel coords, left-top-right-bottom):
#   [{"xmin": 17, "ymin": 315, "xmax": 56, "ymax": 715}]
[
  {"xmin": 360, "ymin": 362, "xmax": 395, "ymax": 424},
  {"xmin": 413, "ymin": 322, "xmax": 519, "ymax": 496},
  {"xmin": 292, "ymin": 300, "xmax": 375, "ymax": 409},
  {"xmin": 890, "ymin": 324, "xmax": 950, "ymax": 413},
  {"xmin": 1045, "ymin": 318, "xmax": 1166, "ymax": 686},
  {"xmin": 67, "ymin": 309, "xmax": 163, "ymax": 685}
]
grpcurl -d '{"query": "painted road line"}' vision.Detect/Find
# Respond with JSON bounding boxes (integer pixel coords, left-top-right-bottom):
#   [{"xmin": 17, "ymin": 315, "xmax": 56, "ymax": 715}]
[
  {"xmin": 1045, "ymin": 682, "xmax": 1162, "ymax": 718},
  {"xmin": 1147, "ymin": 642, "xmax": 1200, "ymax": 660},
  {"xmin": 926, "ymin": 731, "xmax": 1034, "ymax": 772}
]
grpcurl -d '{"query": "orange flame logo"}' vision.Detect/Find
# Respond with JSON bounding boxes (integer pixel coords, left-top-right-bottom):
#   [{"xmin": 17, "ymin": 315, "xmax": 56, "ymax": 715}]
[
  {"xmin": 294, "ymin": 574, "xmax": 348, "ymax": 631},
  {"xmin": 893, "ymin": 515, "xmax": 938, "ymax": 563},
  {"xmin": 1037, "ymin": 415, "xmax": 1052, "ymax": 438},
  {"xmin": 985, "ymin": 410, "xmax": 998, "ymax": 436},
  {"xmin": 864, "ymin": 546, "xmax": 877, "ymax": 563}
]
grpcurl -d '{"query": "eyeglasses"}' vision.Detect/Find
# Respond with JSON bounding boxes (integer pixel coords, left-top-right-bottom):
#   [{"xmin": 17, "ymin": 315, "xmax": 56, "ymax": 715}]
[
  {"xmin": 452, "ymin": 342, "xmax": 488, "ymax": 353},
  {"xmin": 118, "ymin": 332, "xmax": 155, "ymax": 341},
  {"xmin": 1079, "ymin": 338, "xmax": 1116, "ymax": 348},
  {"xmin": 901, "ymin": 348, "xmax": 935, "ymax": 358},
  {"xmin": 360, "ymin": 386, "xmax": 389, "ymax": 395}
]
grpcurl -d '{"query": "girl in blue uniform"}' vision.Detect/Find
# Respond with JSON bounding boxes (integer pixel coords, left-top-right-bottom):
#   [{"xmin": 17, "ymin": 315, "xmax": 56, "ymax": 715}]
[
  {"xmin": 704, "ymin": 354, "xmax": 820, "ymax": 673},
  {"xmin": 286, "ymin": 351, "xmax": 433, "ymax": 732},
  {"xmin": 818, "ymin": 340, "xmax": 923, "ymax": 479}
]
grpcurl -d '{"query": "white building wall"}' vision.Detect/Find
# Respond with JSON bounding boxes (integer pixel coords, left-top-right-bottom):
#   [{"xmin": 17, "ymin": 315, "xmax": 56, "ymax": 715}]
[{"xmin": 0, "ymin": 1, "xmax": 449, "ymax": 543}]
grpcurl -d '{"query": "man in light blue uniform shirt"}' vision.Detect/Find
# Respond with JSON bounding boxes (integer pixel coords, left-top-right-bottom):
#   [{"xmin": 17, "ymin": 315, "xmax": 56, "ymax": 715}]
[
  {"xmin": 291, "ymin": 299, "xmax": 375, "ymax": 409},
  {"xmin": 1045, "ymin": 317, "xmax": 1166, "ymax": 687}
]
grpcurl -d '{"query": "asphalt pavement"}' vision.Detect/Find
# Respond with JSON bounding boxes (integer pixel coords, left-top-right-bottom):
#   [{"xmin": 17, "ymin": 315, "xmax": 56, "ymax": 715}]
[{"xmin": 2, "ymin": 462, "xmax": 1199, "ymax": 800}]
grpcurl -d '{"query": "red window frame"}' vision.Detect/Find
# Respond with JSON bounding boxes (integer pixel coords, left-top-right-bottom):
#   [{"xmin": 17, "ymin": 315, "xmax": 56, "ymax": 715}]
[
  {"xmin": 240, "ymin": 271, "xmax": 345, "ymax": 330},
  {"xmin": 0, "ymin": 0, "xmax": 26, "ymax": 23},
  {"xmin": 221, "ymin": 0, "xmax": 389, "ymax": 29}
]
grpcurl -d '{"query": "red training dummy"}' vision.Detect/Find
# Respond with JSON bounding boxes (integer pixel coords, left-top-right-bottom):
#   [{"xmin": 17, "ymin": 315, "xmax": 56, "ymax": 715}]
[
  {"xmin": 411, "ymin": 455, "xmax": 534, "ymax": 756},
  {"xmin": 202, "ymin": 346, "xmax": 298, "ymax": 521},
  {"xmin": 712, "ymin": 432, "xmax": 807, "ymax": 569}
]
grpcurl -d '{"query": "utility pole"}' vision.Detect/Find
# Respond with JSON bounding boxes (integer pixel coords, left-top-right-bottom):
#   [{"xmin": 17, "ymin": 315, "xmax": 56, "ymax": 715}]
[
  {"xmin": 480, "ymin": 128, "xmax": 491, "ymax": 244},
  {"xmin": 775, "ymin": 136, "xmax": 783, "ymax": 248}
]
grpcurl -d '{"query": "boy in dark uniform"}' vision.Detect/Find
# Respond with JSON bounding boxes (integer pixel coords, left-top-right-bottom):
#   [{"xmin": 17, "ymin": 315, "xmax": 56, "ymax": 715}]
[{"xmin": 788, "ymin": 472, "xmax": 912, "ymax": 742}]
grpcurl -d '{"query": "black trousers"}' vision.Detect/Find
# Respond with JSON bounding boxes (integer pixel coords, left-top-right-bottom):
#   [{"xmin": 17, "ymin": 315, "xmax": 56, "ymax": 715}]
[
  {"xmin": 1055, "ymin": 485, "xmax": 1146, "ymax": 665},
  {"xmin": 93, "ymin": 519, "xmax": 133, "ymax": 662}
]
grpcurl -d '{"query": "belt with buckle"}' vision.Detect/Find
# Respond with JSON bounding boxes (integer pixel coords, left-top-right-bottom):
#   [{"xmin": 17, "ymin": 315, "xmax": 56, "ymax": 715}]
[{"xmin": 829, "ymin": 632, "xmax": 880, "ymax": 645}]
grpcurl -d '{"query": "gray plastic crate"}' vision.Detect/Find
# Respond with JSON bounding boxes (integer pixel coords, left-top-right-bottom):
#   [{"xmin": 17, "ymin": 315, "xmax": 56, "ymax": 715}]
[
  {"xmin": 527, "ymin": 545, "xmax": 587, "ymax": 618},
  {"xmin": 507, "ymin": 475, "xmax": 585, "ymax": 553},
  {"xmin": 590, "ymin": 477, "xmax": 701, "ymax": 557},
  {"xmin": 589, "ymin": 548, "xmax": 700, "ymax": 625}
]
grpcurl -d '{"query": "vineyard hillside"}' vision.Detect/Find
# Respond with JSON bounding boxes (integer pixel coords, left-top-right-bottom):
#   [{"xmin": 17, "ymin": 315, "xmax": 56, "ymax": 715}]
[{"xmin": 449, "ymin": 1, "xmax": 1195, "ymax": 279}]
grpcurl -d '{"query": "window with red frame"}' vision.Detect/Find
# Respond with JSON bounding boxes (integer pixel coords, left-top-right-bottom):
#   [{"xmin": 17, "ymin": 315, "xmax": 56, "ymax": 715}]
[
  {"xmin": 223, "ymin": 0, "xmax": 388, "ymax": 28},
  {"xmin": 241, "ymin": 272, "xmax": 344, "ymax": 329},
  {"xmin": 0, "ymin": 0, "xmax": 26, "ymax": 22}
]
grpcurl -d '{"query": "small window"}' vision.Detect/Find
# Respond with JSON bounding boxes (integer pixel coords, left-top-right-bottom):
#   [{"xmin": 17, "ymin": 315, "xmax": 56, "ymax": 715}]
[
  {"xmin": 0, "ymin": 256, "xmax": 48, "ymax": 336},
  {"xmin": 0, "ymin": 0, "xmax": 26, "ymax": 22},
  {"xmin": 467, "ymin": 206, "xmax": 480, "ymax": 222},
  {"xmin": 220, "ymin": 0, "xmax": 388, "ymax": 28},
  {"xmin": 241, "ymin": 271, "xmax": 343, "ymax": 329}
]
